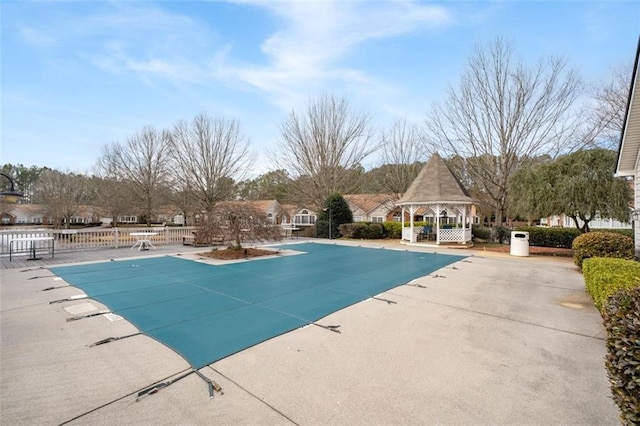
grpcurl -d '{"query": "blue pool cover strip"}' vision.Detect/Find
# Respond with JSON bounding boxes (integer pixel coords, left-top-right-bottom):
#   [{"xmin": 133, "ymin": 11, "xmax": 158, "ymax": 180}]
[{"xmin": 50, "ymin": 243, "xmax": 465, "ymax": 369}]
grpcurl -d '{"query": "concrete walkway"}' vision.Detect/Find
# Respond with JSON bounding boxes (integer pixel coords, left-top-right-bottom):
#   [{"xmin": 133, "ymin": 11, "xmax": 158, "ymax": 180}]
[{"xmin": 0, "ymin": 240, "xmax": 618, "ymax": 425}]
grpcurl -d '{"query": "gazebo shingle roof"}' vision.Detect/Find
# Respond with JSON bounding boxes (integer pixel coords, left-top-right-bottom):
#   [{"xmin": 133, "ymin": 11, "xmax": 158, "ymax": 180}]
[{"xmin": 397, "ymin": 153, "xmax": 475, "ymax": 205}]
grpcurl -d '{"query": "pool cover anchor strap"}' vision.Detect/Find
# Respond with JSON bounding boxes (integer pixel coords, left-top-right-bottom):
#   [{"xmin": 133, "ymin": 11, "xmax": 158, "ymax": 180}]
[
  {"xmin": 27, "ymin": 275, "xmax": 55, "ymax": 280},
  {"xmin": 66, "ymin": 310, "xmax": 111, "ymax": 322},
  {"xmin": 136, "ymin": 370, "xmax": 194, "ymax": 402},
  {"xmin": 90, "ymin": 333, "xmax": 141, "ymax": 347},
  {"xmin": 41, "ymin": 285, "xmax": 69, "ymax": 291},
  {"xmin": 49, "ymin": 294, "xmax": 88, "ymax": 304},
  {"xmin": 406, "ymin": 283, "xmax": 426, "ymax": 288},
  {"xmin": 314, "ymin": 323, "xmax": 341, "ymax": 333},
  {"xmin": 135, "ymin": 369, "xmax": 223, "ymax": 401},
  {"xmin": 372, "ymin": 297, "xmax": 397, "ymax": 305}
]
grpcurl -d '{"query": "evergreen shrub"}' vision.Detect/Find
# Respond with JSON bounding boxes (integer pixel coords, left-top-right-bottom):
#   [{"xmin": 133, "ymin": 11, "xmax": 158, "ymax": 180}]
[
  {"xmin": 494, "ymin": 226, "xmax": 510, "ymax": 244},
  {"xmin": 573, "ymin": 232, "xmax": 634, "ymax": 268},
  {"xmin": 582, "ymin": 257, "xmax": 640, "ymax": 312},
  {"xmin": 602, "ymin": 286, "xmax": 640, "ymax": 424},
  {"xmin": 592, "ymin": 228, "xmax": 633, "ymax": 239},
  {"xmin": 472, "ymin": 225, "xmax": 491, "ymax": 241},
  {"xmin": 338, "ymin": 223, "xmax": 384, "ymax": 239},
  {"xmin": 517, "ymin": 226, "xmax": 580, "ymax": 248},
  {"xmin": 382, "ymin": 222, "xmax": 402, "ymax": 239}
]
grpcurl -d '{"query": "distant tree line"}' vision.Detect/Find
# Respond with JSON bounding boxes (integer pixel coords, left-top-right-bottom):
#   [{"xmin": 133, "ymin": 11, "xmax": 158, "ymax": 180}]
[{"xmin": 1, "ymin": 37, "xmax": 633, "ymax": 231}]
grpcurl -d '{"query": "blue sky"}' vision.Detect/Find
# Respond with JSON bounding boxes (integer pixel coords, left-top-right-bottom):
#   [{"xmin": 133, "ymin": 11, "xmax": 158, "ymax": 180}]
[{"xmin": 1, "ymin": 0, "xmax": 638, "ymax": 177}]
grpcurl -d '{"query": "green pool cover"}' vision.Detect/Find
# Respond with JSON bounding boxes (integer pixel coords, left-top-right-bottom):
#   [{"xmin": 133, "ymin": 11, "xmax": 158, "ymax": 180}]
[{"xmin": 50, "ymin": 243, "xmax": 465, "ymax": 369}]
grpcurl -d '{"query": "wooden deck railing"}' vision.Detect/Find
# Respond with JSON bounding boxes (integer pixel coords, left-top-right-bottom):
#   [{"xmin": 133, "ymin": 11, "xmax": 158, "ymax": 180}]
[{"xmin": 0, "ymin": 227, "xmax": 198, "ymax": 254}]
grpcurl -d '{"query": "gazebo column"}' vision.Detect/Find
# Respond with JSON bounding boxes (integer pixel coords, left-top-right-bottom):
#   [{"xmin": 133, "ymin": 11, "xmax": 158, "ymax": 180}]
[
  {"xmin": 461, "ymin": 205, "xmax": 467, "ymax": 243},
  {"xmin": 400, "ymin": 205, "xmax": 419, "ymax": 242},
  {"xmin": 435, "ymin": 204, "xmax": 441, "ymax": 244},
  {"xmin": 409, "ymin": 205, "xmax": 418, "ymax": 242}
]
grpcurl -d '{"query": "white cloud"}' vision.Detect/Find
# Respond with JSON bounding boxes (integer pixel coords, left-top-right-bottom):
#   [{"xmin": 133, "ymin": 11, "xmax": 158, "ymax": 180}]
[
  {"xmin": 18, "ymin": 26, "xmax": 58, "ymax": 48},
  {"xmin": 226, "ymin": 0, "xmax": 455, "ymax": 109}
]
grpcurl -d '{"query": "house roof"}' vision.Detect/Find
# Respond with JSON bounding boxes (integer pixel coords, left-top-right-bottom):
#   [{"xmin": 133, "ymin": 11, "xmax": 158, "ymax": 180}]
[
  {"xmin": 616, "ymin": 36, "xmax": 640, "ymax": 176},
  {"xmin": 343, "ymin": 193, "xmax": 396, "ymax": 214},
  {"xmin": 5, "ymin": 204, "xmax": 49, "ymax": 217},
  {"xmin": 396, "ymin": 153, "xmax": 476, "ymax": 205},
  {"xmin": 215, "ymin": 200, "xmax": 281, "ymax": 214},
  {"xmin": 280, "ymin": 204, "xmax": 319, "ymax": 215},
  {"xmin": 245, "ymin": 200, "xmax": 278, "ymax": 212}
]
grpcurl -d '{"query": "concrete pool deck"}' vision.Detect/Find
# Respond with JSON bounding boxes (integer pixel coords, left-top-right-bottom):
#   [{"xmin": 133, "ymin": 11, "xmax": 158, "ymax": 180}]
[{"xmin": 0, "ymin": 240, "xmax": 619, "ymax": 425}]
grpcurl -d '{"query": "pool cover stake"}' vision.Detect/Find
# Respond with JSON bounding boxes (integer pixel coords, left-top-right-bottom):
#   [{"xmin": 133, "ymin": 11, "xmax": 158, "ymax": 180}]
[
  {"xmin": 66, "ymin": 310, "xmax": 111, "ymax": 322},
  {"xmin": 90, "ymin": 333, "xmax": 141, "ymax": 347},
  {"xmin": 194, "ymin": 370, "xmax": 223, "ymax": 399}
]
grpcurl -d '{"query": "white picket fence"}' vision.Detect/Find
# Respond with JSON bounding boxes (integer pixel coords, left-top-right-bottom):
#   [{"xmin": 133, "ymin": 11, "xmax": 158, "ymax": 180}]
[
  {"xmin": 437, "ymin": 228, "xmax": 472, "ymax": 243},
  {"xmin": 0, "ymin": 226, "xmax": 197, "ymax": 254},
  {"xmin": 401, "ymin": 226, "xmax": 472, "ymax": 243}
]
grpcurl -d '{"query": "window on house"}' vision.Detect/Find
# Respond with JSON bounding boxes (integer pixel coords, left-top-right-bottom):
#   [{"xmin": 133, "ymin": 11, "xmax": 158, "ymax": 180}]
[
  {"xmin": 118, "ymin": 215, "xmax": 137, "ymax": 223},
  {"xmin": 33, "ymin": 217, "xmax": 43, "ymax": 224},
  {"xmin": 294, "ymin": 209, "xmax": 316, "ymax": 225},
  {"xmin": 371, "ymin": 216, "xmax": 384, "ymax": 223},
  {"xmin": 17, "ymin": 217, "xmax": 27, "ymax": 223},
  {"xmin": 1, "ymin": 217, "xmax": 10, "ymax": 224},
  {"xmin": 353, "ymin": 216, "xmax": 364, "ymax": 222}
]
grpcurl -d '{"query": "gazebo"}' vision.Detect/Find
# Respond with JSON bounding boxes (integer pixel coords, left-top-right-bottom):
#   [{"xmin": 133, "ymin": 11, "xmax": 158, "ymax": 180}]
[{"xmin": 396, "ymin": 153, "xmax": 478, "ymax": 245}]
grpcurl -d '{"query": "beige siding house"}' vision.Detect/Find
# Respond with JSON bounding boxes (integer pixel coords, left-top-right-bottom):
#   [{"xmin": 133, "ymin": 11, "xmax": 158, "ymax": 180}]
[{"xmin": 343, "ymin": 194, "xmax": 396, "ymax": 222}]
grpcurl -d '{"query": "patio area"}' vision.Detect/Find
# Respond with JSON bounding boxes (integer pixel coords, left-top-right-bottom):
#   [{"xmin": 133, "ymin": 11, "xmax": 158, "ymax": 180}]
[{"xmin": 0, "ymin": 240, "xmax": 618, "ymax": 424}]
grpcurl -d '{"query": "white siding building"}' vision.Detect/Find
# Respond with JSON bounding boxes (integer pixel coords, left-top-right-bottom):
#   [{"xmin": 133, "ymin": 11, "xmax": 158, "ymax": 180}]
[{"xmin": 615, "ymin": 38, "xmax": 640, "ymax": 257}]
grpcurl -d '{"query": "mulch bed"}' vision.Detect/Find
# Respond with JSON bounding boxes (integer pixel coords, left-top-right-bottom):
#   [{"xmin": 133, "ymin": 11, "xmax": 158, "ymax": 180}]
[
  {"xmin": 477, "ymin": 244, "xmax": 573, "ymax": 257},
  {"xmin": 198, "ymin": 247, "xmax": 276, "ymax": 260}
]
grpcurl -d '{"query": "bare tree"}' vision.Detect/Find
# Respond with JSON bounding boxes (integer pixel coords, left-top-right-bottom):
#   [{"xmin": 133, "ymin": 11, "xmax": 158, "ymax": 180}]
[
  {"xmin": 273, "ymin": 93, "xmax": 376, "ymax": 207},
  {"xmin": 200, "ymin": 202, "xmax": 282, "ymax": 249},
  {"xmin": 424, "ymin": 38, "xmax": 582, "ymax": 224},
  {"xmin": 587, "ymin": 62, "xmax": 633, "ymax": 150},
  {"xmin": 107, "ymin": 127, "xmax": 172, "ymax": 226},
  {"xmin": 377, "ymin": 117, "xmax": 424, "ymax": 198},
  {"xmin": 170, "ymin": 114, "xmax": 253, "ymax": 215},
  {"xmin": 34, "ymin": 169, "xmax": 90, "ymax": 229},
  {"xmin": 93, "ymin": 144, "xmax": 135, "ymax": 226}
]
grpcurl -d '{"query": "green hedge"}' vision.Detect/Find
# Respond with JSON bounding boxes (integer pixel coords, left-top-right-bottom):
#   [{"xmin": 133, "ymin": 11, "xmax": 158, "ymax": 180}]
[
  {"xmin": 339, "ymin": 222, "xmax": 384, "ymax": 239},
  {"xmin": 582, "ymin": 258, "xmax": 640, "ymax": 312},
  {"xmin": 573, "ymin": 232, "xmax": 634, "ymax": 268},
  {"xmin": 592, "ymin": 228, "xmax": 633, "ymax": 238},
  {"xmin": 472, "ymin": 225, "xmax": 491, "ymax": 240},
  {"xmin": 382, "ymin": 222, "xmax": 402, "ymax": 239},
  {"xmin": 603, "ymin": 286, "xmax": 640, "ymax": 424},
  {"xmin": 516, "ymin": 226, "xmax": 632, "ymax": 249},
  {"xmin": 517, "ymin": 226, "xmax": 581, "ymax": 248}
]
